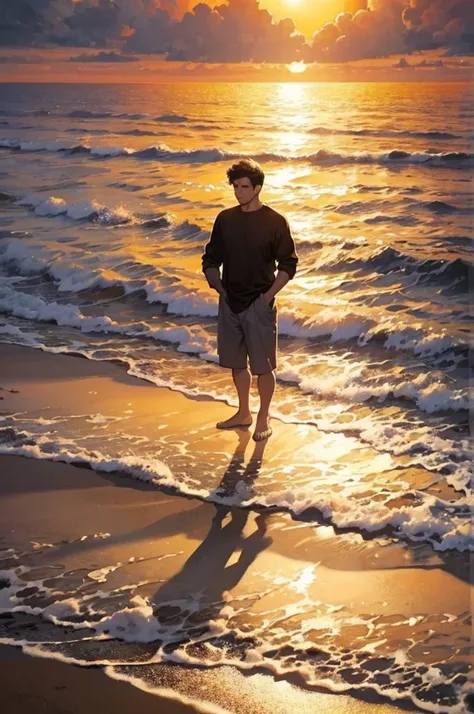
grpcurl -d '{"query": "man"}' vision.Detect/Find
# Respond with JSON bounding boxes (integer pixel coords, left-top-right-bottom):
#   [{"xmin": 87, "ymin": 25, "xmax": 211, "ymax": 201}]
[{"xmin": 202, "ymin": 158, "xmax": 298, "ymax": 442}]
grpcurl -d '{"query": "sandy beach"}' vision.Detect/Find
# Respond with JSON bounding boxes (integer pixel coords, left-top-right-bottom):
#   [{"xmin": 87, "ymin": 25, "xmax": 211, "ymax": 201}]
[{"xmin": 0, "ymin": 344, "xmax": 471, "ymax": 714}]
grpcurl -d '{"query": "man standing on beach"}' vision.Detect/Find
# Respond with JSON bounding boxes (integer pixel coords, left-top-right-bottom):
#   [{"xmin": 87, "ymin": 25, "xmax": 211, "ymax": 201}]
[{"xmin": 202, "ymin": 158, "xmax": 298, "ymax": 442}]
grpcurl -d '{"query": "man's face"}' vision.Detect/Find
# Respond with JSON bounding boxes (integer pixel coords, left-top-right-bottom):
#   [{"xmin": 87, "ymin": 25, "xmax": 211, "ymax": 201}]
[{"xmin": 233, "ymin": 177, "xmax": 260, "ymax": 205}]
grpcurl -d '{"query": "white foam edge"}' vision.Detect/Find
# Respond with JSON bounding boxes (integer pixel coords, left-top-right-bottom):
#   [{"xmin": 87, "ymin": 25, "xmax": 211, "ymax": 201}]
[
  {"xmin": 0, "ymin": 334, "xmax": 471, "ymax": 485},
  {"xmin": 0, "ymin": 437, "xmax": 471, "ymax": 552}
]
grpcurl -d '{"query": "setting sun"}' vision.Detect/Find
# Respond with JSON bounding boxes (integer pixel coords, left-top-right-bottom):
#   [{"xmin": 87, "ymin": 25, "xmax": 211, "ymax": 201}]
[{"xmin": 288, "ymin": 61, "xmax": 307, "ymax": 74}]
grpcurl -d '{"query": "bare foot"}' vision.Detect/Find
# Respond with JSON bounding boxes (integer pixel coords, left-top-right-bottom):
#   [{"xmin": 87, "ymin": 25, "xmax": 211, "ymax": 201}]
[
  {"xmin": 216, "ymin": 411, "xmax": 252, "ymax": 430},
  {"xmin": 253, "ymin": 414, "xmax": 272, "ymax": 442}
]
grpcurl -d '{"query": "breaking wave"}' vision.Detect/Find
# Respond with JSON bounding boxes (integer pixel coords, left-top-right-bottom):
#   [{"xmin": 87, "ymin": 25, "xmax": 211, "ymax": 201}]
[
  {"xmin": 1, "ymin": 137, "xmax": 473, "ymax": 168},
  {"xmin": 319, "ymin": 246, "xmax": 471, "ymax": 296}
]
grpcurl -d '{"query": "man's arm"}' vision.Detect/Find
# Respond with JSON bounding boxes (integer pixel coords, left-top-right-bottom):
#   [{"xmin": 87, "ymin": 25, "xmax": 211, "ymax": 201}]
[
  {"xmin": 262, "ymin": 270, "xmax": 290, "ymax": 304},
  {"xmin": 262, "ymin": 217, "xmax": 298, "ymax": 305},
  {"xmin": 202, "ymin": 215, "xmax": 225, "ymax": 295},
  {"xmin": 205, "ymin": 267, "xmax": 225, "ymax": 296}
]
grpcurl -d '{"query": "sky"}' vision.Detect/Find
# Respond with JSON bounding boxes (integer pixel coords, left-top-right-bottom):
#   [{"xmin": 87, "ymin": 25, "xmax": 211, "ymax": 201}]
[
  {"xmin": 259, "ymin": 0, "xmax": 350, "ymax": 37},
  {"xmin": 0, "ymin": 0, "xmax": 473, "ymax": 81}
]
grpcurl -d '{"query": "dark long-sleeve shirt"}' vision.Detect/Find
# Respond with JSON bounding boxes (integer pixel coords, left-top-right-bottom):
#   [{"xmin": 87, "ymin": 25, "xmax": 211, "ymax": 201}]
[{"xmin": 202, "ymin": 204, "xmax": 298, "ymax": 313}]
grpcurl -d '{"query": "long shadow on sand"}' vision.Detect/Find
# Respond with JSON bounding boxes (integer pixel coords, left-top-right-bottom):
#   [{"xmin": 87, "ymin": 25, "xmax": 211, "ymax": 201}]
[
  {"xmin": 152, "ymin": 429, "xmax": 271, "ymax": 608},
  {"xmin": 152, "ymin": 504, "xmax": 270, "ymax": 610}
]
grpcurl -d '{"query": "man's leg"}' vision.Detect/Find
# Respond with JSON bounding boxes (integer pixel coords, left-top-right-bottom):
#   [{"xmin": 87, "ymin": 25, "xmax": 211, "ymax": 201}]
[
  {"xmin": 216, "ymin": 368, "xmax": 253, "ymax": 429},
  {"xmin": 217, "ymin": 298, "xmax": 252, "ymax": 429},
  {"xmin": 244, "ymin": 298, "xmax": 277, "ymax": 441},
  {"xmin": 254, "ymin": 370, "xmax": 275, "ymax": 440}
]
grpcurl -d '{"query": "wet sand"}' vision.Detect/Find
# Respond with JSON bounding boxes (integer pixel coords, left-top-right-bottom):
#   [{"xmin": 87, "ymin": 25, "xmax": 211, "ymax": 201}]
[{"xmin": 0, "ymin": 344, "xmax": 470, "ymax": 714}]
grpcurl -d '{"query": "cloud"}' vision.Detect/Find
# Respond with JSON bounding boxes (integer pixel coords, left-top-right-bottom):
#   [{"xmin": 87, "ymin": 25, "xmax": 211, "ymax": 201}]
[
  {"xmin": 0, "ymin": 1, "xmax": 45, "ymax": 45},
  {"xmin": 0, "ymin": 53, "xmax": 48, "ymax": 63},
  {"xmin": 0, "ymin": 0, "xmax": 472, "ymax": 62},
  {"xmin": 305, "ymin": 5, "xmax": 405, "ymax": 62},
  {"xmin": 305, "ymin": 0, "xmax": 474, "ymax": 61},
  {"xmin": 402, "ymin": 0, "xmax": 474, "ymax": 53},
  {"xmin": 393, "ymin": 55, "xmax": 410, "ymax": 66},
  {"xmin": 0, "ymin": 1, "xmax": 166, "ymax": 47},
  {"xmin": 2, "ymin": 0, "xmax": 307, "ymax": 62},
  {"xmin": 393, "ymin": 55, "xmax": 443, "ymax": 67},
  {"xmin": 69, "ymin": 50, "xmax": 138, "ymax": 62},
  {"xmin": 151, "ymin": 0, "xmax": 306, "ymax": 62}
]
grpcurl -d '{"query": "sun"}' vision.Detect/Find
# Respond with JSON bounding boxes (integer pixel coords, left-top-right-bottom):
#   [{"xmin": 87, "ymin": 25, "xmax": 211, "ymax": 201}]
[{"xmin": 287, "ymin": 61, "xmax": 307, "ymax": 74}]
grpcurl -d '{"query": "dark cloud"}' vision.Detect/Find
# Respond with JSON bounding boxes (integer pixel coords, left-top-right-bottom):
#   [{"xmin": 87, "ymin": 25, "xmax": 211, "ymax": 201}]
[
  {"xmin": 153, "ymin": 1, "xmax": 306, "ymax": 62},
  {"xmin": 443, "ymin": 43, "xmax": 474, "ymax": 56},
  {"xmin": 394, "ymin": 55, "xmax": 410, "ymax": 66},
  {"xmin": 0, "ymin": 0, "xmax": 97, "ymax": 46},
  {"xmin": 69, "ymin": 50, "xmax": 138, "ymax": 62},
  {"xmin": 393, "ymin": 55, "xmax": 443, "ymax": 67},
  {"xmin": 0, "ymin": 0, "xmax": 306, "ymax": 62},
  {"xmin": 122, "ymin": 6, "xmax": 175, "ymax": 54},
  {"xmin": 126, "ymin": 0, "xmax": 306, "ymax": 61},
  {"xmin": 0, "ymin": 1, "xmax": 168, "ymax": 46},
  {"xmin": 0, "ymin": 0, "xmax": 472, "ymax": 61},
  {"xmin": 0, "ymin": 0, "xmax": 46, "ymax": 45},
  {"xmin": 59, "ymin": 1, "xmax": 122, "ymax": 47},
  {"xmin": 402, "ymin": 0, "xmax": 474, "ymax": 52}
]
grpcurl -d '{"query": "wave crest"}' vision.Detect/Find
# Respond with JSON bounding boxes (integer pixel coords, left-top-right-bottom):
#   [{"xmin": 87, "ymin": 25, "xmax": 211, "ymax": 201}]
[{"xmin": 2, "ymin": 137, "xmax": 472, "ymax": 168}]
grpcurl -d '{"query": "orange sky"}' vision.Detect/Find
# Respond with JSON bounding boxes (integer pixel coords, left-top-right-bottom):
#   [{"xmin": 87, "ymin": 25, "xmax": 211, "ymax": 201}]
[
  {"xmin": 1, "ymin": 46, "xmax": 470, "ymax": 84},
  {"xmin": 258, "ymin": 0, "xmax": 346, "ymax": 37}
]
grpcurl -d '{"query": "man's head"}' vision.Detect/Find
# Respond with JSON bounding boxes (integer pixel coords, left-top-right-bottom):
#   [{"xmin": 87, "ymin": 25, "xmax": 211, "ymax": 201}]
[{"xmin": 226, "ymin": 158, "xmax": 264, "ymax": 207}]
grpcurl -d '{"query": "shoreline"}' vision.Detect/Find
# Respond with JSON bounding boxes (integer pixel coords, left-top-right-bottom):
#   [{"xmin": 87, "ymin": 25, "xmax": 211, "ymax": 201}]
[
  {"xmin": 0, "ymin": 343, "xmax": 470, "ymax": 714},
  {"xmin": 0, "ymin": 645, "xmax": 215, "ymax": 714}
]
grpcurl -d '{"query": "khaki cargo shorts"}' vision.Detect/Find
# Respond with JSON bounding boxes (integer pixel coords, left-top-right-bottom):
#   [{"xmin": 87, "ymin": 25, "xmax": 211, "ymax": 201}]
[{"xmin": 217, "ymin": 294, "xmax": 277, "ymax": 375}]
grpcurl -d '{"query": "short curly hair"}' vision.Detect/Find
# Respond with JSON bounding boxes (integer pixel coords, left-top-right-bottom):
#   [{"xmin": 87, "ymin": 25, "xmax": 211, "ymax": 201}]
[{"xmin": 226, "ymin": 158, "xmax": 265, "ymax": 188}]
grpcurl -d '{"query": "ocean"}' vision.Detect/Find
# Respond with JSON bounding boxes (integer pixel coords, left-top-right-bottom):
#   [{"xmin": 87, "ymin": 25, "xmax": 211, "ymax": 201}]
[{"xmin": 0, "ymin": 81, "xmax": 472, "ymax": 712}]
